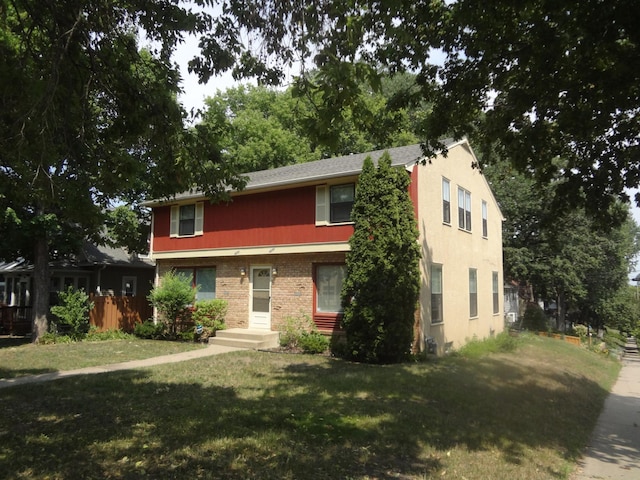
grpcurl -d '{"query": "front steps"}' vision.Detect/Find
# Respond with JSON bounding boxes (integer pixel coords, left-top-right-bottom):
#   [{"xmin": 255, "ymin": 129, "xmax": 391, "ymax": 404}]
[{"xmin": 209, "ymin": 328, "xmax": 279, "ymax": 350}]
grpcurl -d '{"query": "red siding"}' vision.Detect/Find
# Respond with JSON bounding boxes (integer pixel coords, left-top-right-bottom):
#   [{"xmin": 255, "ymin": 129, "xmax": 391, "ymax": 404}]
[
  {"xmin": 408, "ymin": 167, "xmax": 419, "ymax": 219},
  {"xmin": 153, "ymin": 186, "xmax": 354, "ymax": 252}
]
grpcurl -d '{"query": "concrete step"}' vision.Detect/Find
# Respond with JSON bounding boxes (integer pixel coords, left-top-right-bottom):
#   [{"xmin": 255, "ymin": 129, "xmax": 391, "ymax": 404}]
[{"xmin": 209, "ymin": 328, "xmax": 279, "ymax": 350}]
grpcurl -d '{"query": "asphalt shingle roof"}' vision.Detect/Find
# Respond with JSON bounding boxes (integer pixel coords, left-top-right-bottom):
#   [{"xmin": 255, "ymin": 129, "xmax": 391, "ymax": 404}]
[{"xmin": 158, "ymin": 141, "xmax": 462, "ymax": 205}]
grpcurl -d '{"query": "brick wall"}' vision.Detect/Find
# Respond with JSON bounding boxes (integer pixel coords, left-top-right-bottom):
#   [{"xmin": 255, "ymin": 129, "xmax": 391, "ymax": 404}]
[{"xmin": 156, "ymin": 252, "xmax": 346, "ymax": 332}]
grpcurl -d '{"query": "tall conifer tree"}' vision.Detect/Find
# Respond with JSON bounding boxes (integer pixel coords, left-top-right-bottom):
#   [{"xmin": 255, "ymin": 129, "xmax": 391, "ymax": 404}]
[{"xmin": 341, "ymin": 153, "xmax": 421, "ymax": 363}]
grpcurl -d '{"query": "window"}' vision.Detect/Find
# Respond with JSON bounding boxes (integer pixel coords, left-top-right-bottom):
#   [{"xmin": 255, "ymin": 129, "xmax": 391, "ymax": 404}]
[
  {"xmin": 316, "ymin": 184, "xmax": 355, "ymax": 224},
  {"xmin": 170, "ymin": 202, "xmax": 204, "ymax": 237},
  {"xmin": 469, "ymin": 268, "xmax": 478, "ymax": 318},
  {"xmin": 442, "ymin": 178, "xmax": 451, "ymax": 224},
  {"xmin": 492, "ymin": 271, "xmax": 499, "ymax": 314},
  {"xmin": 431, "ymin": 264, "xmax": 443, "ymax": 324},
  {"xmin": 174, "ymin": 267, "xmax": 216, "ymax": 301},
  {"xmin": 122, "ymin": 276, "xmax": 137, "ymax": 296},
  {"xmin": 482, "ymin": 200, "xmax": 488, "ymax": 237},
  {"xmin": 458, "ymin": 187, "xmax": 472, "ymax": 231},
  {"xmin": 316, "ymin": 264, "xmax": 346, "ymax": 313}
]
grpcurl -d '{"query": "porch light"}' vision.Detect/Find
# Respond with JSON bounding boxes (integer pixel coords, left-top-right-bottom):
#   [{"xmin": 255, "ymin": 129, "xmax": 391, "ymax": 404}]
[
  {"xmin": 272, "ymin": 267, "xmax": 278, "ymax": 276},
  {"xmin": 240, "ymin": 267, "xmax": 246, "ymax": 277}
]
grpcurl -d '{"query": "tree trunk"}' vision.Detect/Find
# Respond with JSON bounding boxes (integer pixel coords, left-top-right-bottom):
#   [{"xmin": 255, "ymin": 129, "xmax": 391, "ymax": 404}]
[
  {"xmin": 557, "ymin": 291, "xmax": 567, "ymax": 332},
  {"xmin": 31, "ymin": 235, "xmax": 50, "ymax": 343}
]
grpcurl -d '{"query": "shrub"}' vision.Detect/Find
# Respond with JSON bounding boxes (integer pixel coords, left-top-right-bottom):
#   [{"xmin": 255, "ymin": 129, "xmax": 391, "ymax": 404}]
[
  {"xmin": 573, "ymin": 324, "xmax": 588, "ymax": 341},
  {"xmin": 279, "ymin": 312, "xmax": 315, "ymax": 349},
  {"xmin": 299, "ymin": 331, "xmax": 329, "ymax": 354},
  {"xmin": 521, "ymin": 303, "xmax": 549, "ymax": 331},
  {"xmin": 191, "ymin": 299, "xmax": 228, "ymax": 340},
  {"xmin": 50, "ymin": 286, "xmax": 94, "ymax": 340},
  {"xmin": 148, "ymin": 271, "xmax": 197, "ymax": 337},
  {"xmin": 134, "ymin": 319, "xmax": 166, "ymax": 339}
]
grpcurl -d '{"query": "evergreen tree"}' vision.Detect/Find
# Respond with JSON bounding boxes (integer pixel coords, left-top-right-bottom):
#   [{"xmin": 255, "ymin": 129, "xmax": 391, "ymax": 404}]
[{"xmin": 340, "ymin": 153, "xmax": 421, "ymax": 363}]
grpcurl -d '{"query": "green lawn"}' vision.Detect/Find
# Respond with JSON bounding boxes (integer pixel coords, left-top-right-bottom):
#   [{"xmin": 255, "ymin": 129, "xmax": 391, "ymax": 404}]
[
  {"xmin": 0, "ymin": 334, "xmax": 620, "ymax": 479},
  {"xmin": 0, "ymin": 337, "xmax": 204, "ymax": 379}
]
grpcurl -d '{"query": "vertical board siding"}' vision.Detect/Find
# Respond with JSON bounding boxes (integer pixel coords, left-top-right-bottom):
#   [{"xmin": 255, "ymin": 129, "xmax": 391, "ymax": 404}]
[{"xmin": 89, "ymin": 295, "xmax": 153, "ymax": 332}]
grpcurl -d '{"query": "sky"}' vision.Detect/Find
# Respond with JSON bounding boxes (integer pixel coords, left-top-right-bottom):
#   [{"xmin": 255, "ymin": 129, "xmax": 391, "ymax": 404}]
[{"xmin": 173, "ymin": 40, "xmax": 640, "ymax": 283}]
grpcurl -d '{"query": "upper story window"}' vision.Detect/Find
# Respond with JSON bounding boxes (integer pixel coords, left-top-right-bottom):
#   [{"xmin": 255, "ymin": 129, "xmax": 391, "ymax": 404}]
[
  {"xmin": 458, "ymin": 187, "xmax": 472, "ymax": 232},
  {"xmin": 170, "ymin": 202, "xmax": 204, "ymax": 237},
  {"xmin": 482, "ymin": 200, "xmax": 488, "ymax": 238},
  {"xmin": 442, "ymin": 178, "xmax": 451, "ymax": 224},
  {"xmin": 316, "ymin": 183, "xmax": 355, "ymax": 225}
]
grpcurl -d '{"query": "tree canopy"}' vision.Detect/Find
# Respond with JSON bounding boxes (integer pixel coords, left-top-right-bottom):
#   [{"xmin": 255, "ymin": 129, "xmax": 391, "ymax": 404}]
[
  {"xmin": 202, "ymin": 0, "xmax": 640, "ymax": 223},
  {"xmin": 0, "ymin": 0, "xmax": 244, "ymax": 340}
]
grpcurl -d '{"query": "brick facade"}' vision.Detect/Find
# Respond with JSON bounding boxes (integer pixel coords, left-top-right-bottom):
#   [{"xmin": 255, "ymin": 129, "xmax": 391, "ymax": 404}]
[{"xmin": 157, "ymin": 252, "xmax": 346, "ymax": 333}]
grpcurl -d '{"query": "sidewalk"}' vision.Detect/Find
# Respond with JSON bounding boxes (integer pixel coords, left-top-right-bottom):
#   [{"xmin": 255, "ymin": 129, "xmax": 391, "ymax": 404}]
[
  {"xmin": 571, "ymin": 338, "xmax": 640, "ymax": 480},
  {"xmin": 0, "ymin": 343, "xmax": 242, "ymax": 390}
]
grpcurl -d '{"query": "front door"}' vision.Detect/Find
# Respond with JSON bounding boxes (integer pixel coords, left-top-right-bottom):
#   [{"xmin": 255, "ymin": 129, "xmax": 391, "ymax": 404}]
[{"xmin": 249, "ymin": 266, "xmax": 271, "ymax": 329}]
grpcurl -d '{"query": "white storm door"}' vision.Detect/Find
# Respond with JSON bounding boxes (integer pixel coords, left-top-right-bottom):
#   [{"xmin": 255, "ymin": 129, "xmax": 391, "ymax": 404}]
[{"xmin": 249, "ymin": 267, "xmax": 271, "ymax": 329}]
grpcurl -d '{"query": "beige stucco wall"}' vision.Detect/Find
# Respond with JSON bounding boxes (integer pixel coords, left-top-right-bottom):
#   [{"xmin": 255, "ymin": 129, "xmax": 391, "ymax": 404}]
[{"xmin": 416, "ymin": 141, "xmax": 505, "ymax": 353}]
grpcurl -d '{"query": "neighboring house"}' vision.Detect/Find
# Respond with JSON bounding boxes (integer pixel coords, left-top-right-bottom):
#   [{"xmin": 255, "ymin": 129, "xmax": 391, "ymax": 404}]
[
  {"xmin": 0, "ymin": 243, "xmax": 155, "ymax": 334},
  {"xmin": 145, "ymin": 138, "xmax": 505, "ymax": 354}
]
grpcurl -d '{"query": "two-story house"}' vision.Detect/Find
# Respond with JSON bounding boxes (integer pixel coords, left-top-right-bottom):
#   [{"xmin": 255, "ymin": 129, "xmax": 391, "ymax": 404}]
[{"xmin": 145, "ymin": 138, "xmax": 504, "ymax": 354}]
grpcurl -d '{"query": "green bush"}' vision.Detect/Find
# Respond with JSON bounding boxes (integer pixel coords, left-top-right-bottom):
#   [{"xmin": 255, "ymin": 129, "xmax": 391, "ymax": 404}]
[
  {"xmin": 50, "ymin": 286, "xmax": 94, "ymax": 340},
  {"xmin": 573, "ymin": 324, "xmax": 588, "ymax": 340},
  {"xmin": 299, "ymin": 331, "xmax": 329, "ymax": 354},
  {"xmin": 192, "ymin": 299, "xmax": 228, "ymax": 340},
  {"xmin": 521, "ymin": 303, "xmax": 549, "ymax": 331},
  {"xmin": 134, "ymin": 319, "xmax": 166, "ymax": 339},
  {"xmin": 279, "ymin": 312, "xmax": 315, "ymax": 349},
  {"xmin": 147, "ymin": 271, "xmax": 197, "ymax": 337}
]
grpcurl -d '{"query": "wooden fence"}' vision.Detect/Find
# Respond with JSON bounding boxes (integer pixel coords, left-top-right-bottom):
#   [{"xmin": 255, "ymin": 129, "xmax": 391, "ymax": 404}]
[
  {"xmin": 1, "ymin": 296, "xmax": 152, "ymax": 336},
  {"xmin": 89, "ymin": 295, "xmax": 153, "ymax": 333},
  {"xmin": 0, "ymin": 306, "xmax": 32, "ymax": 335}
]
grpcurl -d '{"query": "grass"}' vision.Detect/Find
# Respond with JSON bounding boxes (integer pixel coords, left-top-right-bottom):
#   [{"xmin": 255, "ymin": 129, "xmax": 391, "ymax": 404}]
[
  {"xmin": 0, "ymin": 333, "xmax": 621, "ymax": 479},
  {"xmin": 0, "ymin": 337, "xmax": 205, "ymax": 380}
]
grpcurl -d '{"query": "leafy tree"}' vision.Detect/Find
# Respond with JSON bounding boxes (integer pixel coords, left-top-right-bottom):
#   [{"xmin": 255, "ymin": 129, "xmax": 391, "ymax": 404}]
[
  {"xmin": 204, "ymin": 1, "xmax": 640, "ymax": 223},
  {"xmin": 340, "ymin": 153, "xmax": 421, "ymax": 363},
  {"xmin": 483, "ymin": 156, "xmax": 640, "ymax": 331},
  {"xmin": 147, "ymin": 271, "xmax": 197, "ymax": 338},
  {"xmin": 0, "ymin": 1, "xmax": 245, "ymax": 342},
  {"xmin": 199, "ymin": 76, "xmax": 423, "ymax": 172}
]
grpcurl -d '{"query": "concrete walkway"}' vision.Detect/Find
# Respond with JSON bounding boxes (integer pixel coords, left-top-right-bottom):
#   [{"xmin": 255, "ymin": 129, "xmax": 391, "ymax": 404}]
[
  {"xmin": 0, "ymin": 343, "xmax": 242, "ymax": 389},
  {"xmin": 572, "ymin": 338, "xmax": 640, "ymax": 480}
]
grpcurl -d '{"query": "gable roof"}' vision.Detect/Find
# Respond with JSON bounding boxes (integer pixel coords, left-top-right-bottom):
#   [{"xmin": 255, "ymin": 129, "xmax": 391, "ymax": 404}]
[{"xmin": 146, "ymin": 139, "xmax": 461, "ymax": 205}]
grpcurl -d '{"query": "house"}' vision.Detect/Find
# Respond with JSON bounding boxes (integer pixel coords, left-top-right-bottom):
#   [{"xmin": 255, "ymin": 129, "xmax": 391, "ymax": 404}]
[
  {"xmin": 0, "ymin": 243, "xmax": 155, "ymax": 335},
  {"xmin": 145, "ymin": 138, "xmax": 505, "ymax": 354}
]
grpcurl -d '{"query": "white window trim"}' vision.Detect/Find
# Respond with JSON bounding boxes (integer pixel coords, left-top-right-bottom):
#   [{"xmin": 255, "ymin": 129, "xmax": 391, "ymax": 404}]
[
  {"xmin": 170, "ymin": 202, "xmax": 204, "ymax": 237},
  {"xmin": 442, "ymin": 178, "xmax": 451, "ymax": 225},
  {"xmin": 315, "ymin": 184, "xmax": 355, "ymax": 226},
  {"xmin": 482, "ymin": 200, "xmax": 488, "ymax": 238},
  {"xmin": 458, "ymin": 187, "xmax": 472, "ymax": 232}
]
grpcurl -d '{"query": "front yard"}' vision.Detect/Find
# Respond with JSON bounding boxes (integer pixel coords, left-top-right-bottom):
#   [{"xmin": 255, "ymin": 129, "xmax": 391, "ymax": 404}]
[{"xmin": 0, "ymin": 334, "xmax": 620, "ymax": 479}]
